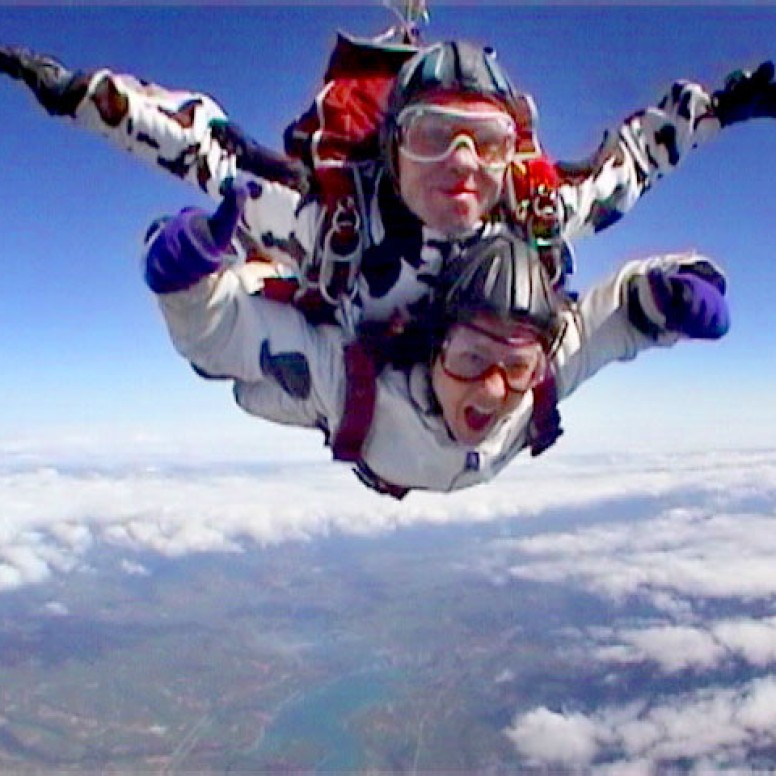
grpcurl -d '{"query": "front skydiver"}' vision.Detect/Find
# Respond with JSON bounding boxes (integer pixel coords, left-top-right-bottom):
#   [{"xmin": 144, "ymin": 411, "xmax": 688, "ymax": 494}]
[
  {"xmin": 142, "ymin": 181, "xmax": 730, "ymax": 497},
  {"xmin": 1, "ymin": 28, "xmax": 772, "ymax": 333}
]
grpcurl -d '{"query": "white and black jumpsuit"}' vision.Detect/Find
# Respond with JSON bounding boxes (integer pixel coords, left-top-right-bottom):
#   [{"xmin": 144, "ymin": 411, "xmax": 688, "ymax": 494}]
[
  {"xmin": 47, "ymin": 64, "xmax": 723, "ymax": 325},
  {"xmin": 150, "ymin": 251, "xmax": 702, "ymax": 494}
]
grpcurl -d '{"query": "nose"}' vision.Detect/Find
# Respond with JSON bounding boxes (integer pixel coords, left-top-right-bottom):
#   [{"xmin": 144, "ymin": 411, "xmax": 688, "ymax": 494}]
[
  {"xmin": 477, "ymin": 365, "xmax": 510, "ymax": 402},
  {"xmin": 446, "ymin": 135, "xmax": 479, "ymax": 172}
]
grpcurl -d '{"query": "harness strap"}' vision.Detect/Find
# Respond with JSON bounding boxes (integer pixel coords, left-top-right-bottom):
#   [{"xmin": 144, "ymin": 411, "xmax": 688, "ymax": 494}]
[
  {"xmin": 266, "ymin": 278, "xmax": 562, "ymax": 480},
  {"xmin": 354, "ymin": 460, "xmax": 410, "ymax": 500},
  {"xmin": 527, "ymin": 374, "xmax": 563, "ymax": 457},
  {"xmin": 331, "ymin": 341, "xmax": 411, "ymax": 499},
  {"xmin": 332, "ymin": 341, "xmax": 378, "ymax": 462}
]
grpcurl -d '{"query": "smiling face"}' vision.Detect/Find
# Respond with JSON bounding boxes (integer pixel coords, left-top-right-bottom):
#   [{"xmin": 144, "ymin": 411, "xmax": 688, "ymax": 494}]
[
  {"xmin": 397, "ymin": 91, "xmax": 513, "ymax": 235},
  {"xmin": 430, "ymin": 313, "xmax": 547, "ymax": 446}
]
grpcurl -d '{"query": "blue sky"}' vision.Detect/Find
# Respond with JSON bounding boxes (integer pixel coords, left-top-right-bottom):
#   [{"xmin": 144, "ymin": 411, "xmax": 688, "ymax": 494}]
[{"xmin": 1, "ymin": 4, "xmax": 776, "ymax": 457}]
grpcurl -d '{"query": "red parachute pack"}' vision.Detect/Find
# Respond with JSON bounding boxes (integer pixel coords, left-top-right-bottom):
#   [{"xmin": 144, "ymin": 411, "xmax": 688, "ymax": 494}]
[{"xmin": 281, "ymin": 32, "xmax": 419, "ymax": 308}]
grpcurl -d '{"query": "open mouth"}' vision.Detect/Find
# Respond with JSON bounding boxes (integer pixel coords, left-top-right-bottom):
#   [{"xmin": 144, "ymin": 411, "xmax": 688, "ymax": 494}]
[{"xmin": 464, "ymin": 406, "xmax": 494, "ymax": 433}]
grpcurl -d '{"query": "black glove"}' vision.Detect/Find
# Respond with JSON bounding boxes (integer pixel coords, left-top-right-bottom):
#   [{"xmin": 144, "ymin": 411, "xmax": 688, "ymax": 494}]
[
  {"xmin": 0, "ymin": 45, "xmax": 86, "ymax": 116},
  {"xmin": 713, "ymin": 61, "xmax": 776, "ymax": 127},
  {"xmin": 628, "ymin": 259, "xmax": 730, "ymax": 341}
]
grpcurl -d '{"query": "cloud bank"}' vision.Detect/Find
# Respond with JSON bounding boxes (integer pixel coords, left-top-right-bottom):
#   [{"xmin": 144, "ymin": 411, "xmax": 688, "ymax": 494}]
[
  {"xmin": 1, "ymin": 441, "xmax": 775, "ymax": 596},
  {"xmin": 465, "ymin": 447, "xmax": 776, "ymax": 770},
  {"xmin": 505, "ymin": 675, "xmax": 776, "ymax": 770},
  {"xmin": 4, "ymin": 436, "xmax": 776, "ymax": 768}
]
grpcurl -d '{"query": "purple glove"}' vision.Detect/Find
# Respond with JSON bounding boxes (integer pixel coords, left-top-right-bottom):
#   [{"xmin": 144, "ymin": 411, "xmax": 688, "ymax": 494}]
[
  {"xmin": 628, "ymin": 261, "xmax": 730, "ymax": 340},
  {"xmin": 144, "ymin": 180, "xmax": 250, "ymax": 294}
]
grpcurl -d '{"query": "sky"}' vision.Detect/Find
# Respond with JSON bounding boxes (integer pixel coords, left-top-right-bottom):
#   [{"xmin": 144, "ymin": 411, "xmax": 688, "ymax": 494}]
[
  {"xmin": 0, "ymin": 3, "xmax": 775, "ymax": 457},
  {"xmin": 2, "ymin": 6, "xmax": 776, "ymax": 769}
]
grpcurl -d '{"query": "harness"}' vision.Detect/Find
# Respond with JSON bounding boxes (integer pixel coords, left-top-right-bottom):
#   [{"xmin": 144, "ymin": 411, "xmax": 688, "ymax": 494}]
[{"xmin": 283, "ymin": 33, "xmax": 419, "ymax": 319}]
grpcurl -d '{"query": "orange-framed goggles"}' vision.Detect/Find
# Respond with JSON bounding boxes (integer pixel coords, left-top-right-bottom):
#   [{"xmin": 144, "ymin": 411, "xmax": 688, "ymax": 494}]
[{"xmin": 440, "ymin": 320, "xmax": 548, "ymax": 392}]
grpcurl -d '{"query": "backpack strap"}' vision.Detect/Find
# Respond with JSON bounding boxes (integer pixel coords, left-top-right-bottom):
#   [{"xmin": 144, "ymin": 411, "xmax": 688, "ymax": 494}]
[
  {"xmin": 353, "ymin": 460, "xmax": 411, "ymax": 500},
  {"xmin": 283, "ymin": 33, "xmax": 419, "ymax": 315},
  {"xmin": 527, "ymin": 374, "xmax": 563, "ymax": 457},
  {"xmin": 504, "ymin": 156, "xmax": 575, "ymax": 291}
]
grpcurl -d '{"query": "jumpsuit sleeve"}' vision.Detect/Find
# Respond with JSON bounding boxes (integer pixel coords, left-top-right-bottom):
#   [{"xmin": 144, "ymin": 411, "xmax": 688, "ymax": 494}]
[
  {"xmin": 73, "ymin": 70, "xmax": 307, "ymax": 194},
  {"xmin": 556, "ymin": 79, "xmax": 721, "ymax": 238},
  {"xmin": 553, "ymin": 255, "xmax": 693, "ymax": 400},
  {"xmin": 67, "ymin": 67, "xmax": 311, "ymax": 270},
  {"xmin": 152, "ymin": 266, "xmax": 347, "ymax": 431}
]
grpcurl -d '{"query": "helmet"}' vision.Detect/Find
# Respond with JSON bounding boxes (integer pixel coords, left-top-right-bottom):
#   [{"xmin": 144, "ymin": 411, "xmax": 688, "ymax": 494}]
[
  {"xmin": 381, "ymin": 40, "xmax": 540, "ymax": 184},
  {"xmin": 358, "ymin": 233, "xmax": 567, "ymax": 370},
  {"xmin": 439, "ymin": 233, "xmax": 568, "ymax": 352}
]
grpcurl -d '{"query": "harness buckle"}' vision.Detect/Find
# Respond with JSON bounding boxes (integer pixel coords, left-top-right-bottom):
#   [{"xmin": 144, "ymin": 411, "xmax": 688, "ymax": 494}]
[{"xmin": 319, "ymin": 196, "xmax": 363, "ymax": 306}]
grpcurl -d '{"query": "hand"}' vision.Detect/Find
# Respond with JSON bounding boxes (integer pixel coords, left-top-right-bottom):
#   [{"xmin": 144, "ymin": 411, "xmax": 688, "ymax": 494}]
[
  {"xmin": 0, "ymin": 45, "xmax": 83, "ymax": 116},
  {"xmin": 713, "ymin": 61, "xmax": 776, "ymax": 127},
  {"xmin": 628, "ymin": 260, "xmax": 730, "ymax": 340},
  {"xmin": 144, "ymin": 179, "xmax": 251, "ymax": 294}
]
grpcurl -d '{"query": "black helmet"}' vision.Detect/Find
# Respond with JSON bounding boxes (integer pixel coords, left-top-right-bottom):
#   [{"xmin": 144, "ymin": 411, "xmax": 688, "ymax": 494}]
[
  {"xmin": 381, "ymin": 40, "xmax": 540, "ymax": 184},
  {"xmin": 439, "ymin": 233, "xmax": 568, "ymax": 353},
  {"xmin": 356, "ymin": 233, "xmax": 567, "ymax": 370}
]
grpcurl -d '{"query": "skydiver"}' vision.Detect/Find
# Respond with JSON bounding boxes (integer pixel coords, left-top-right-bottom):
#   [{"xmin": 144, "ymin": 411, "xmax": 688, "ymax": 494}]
[
  {"xmin": 141, "ymin": 181, "xmax": 730, "ymax": 497},
  {"xmin": 0, "ymin": 36, "xmax": 771, "ymax": 333}
]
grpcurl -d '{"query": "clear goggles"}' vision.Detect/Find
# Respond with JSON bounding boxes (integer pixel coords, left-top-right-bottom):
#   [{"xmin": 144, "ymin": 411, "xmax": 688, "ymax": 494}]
[
  {"xmin": 397, "ymin": 104, "xmax": 518, "ymax": 171},
  {"xmin": 440, "ymin": 321, "xmax": 548, "ymax": 392}
]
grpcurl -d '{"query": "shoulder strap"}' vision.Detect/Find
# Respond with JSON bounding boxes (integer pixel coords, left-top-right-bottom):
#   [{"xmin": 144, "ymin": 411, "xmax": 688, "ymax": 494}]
[
  {"xmin": 503, "ymin": 156, "xmax": 575, "ymax": 290},
  {"xmin": 527, "ymin": 374, "xmax": 563, "ymax": 457},
  {"xmin": 283, "ymin": 33, "xmax": 418, "ymax": 311},
  {"xmin": 332, "ymin": 340, "xmax": 411, "ymax": 499},
  {"xmin": 332, "ymin": 340, "xmax": 378, "ymax": 462}
]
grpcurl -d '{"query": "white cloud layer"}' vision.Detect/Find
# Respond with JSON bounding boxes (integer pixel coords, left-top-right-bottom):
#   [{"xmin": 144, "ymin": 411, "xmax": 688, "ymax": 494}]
[
  {"xmin": 1, "ymin": 441, "xmax": 776, "ymax": 596},
  {"xmin": 459, "ymin": 446, "xmax": 776, "ymax": 769},
  {"xmin": 505, "ymin": 675, "xmax": 776, "ymax": 768},
  {"xmin": 595, "ymin": 617, "xmax": 776, "ymax": 674},
  {"xmin": 3, "ymin": 436, "xmax": 776, "ymax": 768}
]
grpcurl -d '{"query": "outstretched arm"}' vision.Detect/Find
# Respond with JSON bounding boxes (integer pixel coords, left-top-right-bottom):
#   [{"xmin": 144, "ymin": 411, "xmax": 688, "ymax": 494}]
[
  {"xmin": 555, "ymin": 252, "xmax": 730, "ymax": 400},
  {"xmin": 1, "ymin": 45, "xmax": 310, "ymax": 268},
  {"xmin": 556, "ymin": 62, "xmax": 776, "ymax": 238},
  {"xmin": 143, "ymin": 181, "xmax": 346, "ymax": 428},
  {"xmin": 0, "ymin": 45, "xmax": 306, "ymax": 195}
]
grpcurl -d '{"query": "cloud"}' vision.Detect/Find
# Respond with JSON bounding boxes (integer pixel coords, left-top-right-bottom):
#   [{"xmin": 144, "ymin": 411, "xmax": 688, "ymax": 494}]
[
  {"xmin": 504, "ymin": 502, "xmax": 776, "ymax": 604},
  {"xmin": 504, "ymin": 707, "xmax": 602, "ymax": 766},
  {"xmin": 4, "ymin": 436, "xmax": 776, "ymax": 769},
  {"xmin": 0, "ymin": 443, "xmax": 775, "ymax": 595},
  {"xmin": 505, "ymin": 676, "xmax": 776, "ymax": 768},
  {"xmin": 596, "ymin": 624, "xmax": 727, "ymax": 674},
  {"xmin": 593, "ymin": 616, "xmax": 776, "ymax": 675}
]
